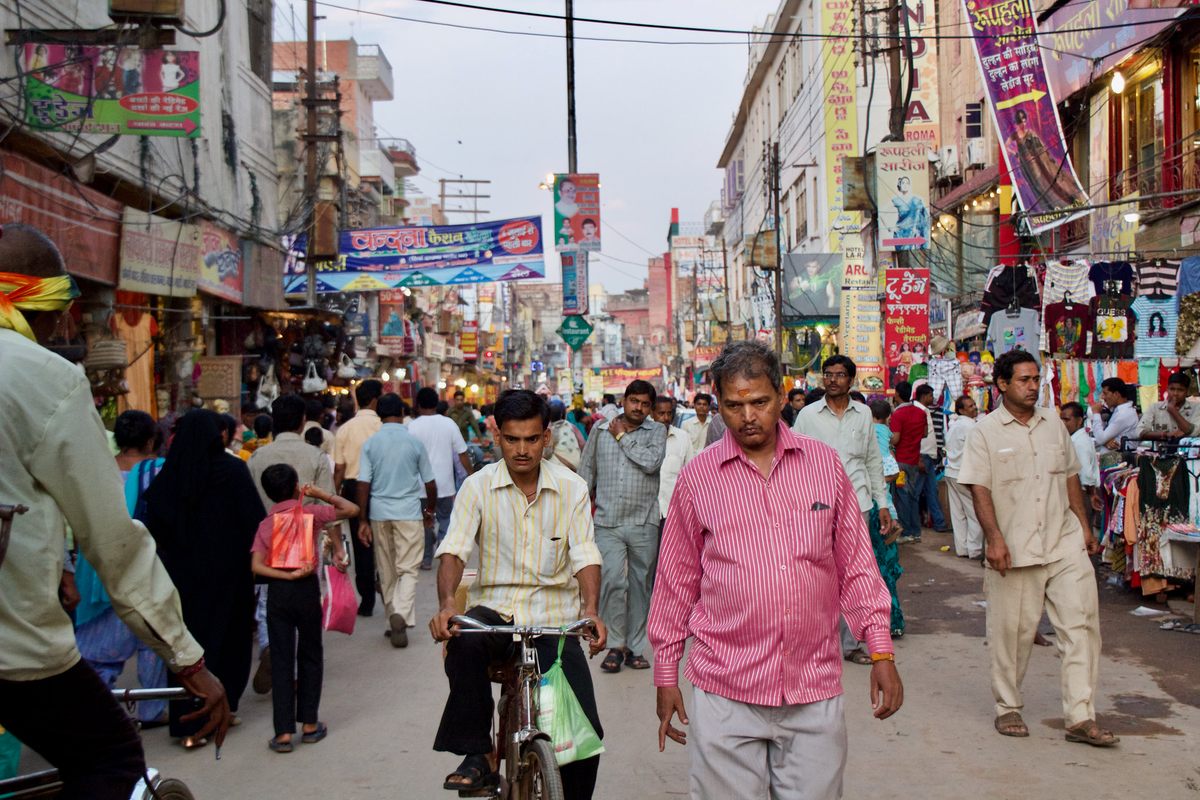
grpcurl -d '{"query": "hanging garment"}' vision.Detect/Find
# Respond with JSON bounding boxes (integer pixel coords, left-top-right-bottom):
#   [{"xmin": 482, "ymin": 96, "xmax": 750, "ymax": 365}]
[
  {"xmin": 985, "ymin": 307, "xmax": 1041, "ymax": 364},
  {"xmin": 1042, "ymin": 259, "xmax": 1094, "ymax": 305},
  {"xmin": 981, "ymin": 264, "xmax": 1041, "ymax": 324},
  {"xmin": 1136, "ymin": 259, "xmax": 1179, "ymax": 297},
  {"xmin": 1089, "ymin": 261, "xmax": 1134, "ymax": 297},
  {"xmin": 1042, "ymin": 301, "xmax": 1092, "ymax": 357},
  {"xmin": 1078, "ymin": 361, "xmax": 1090, "ymax": 406},
  {"xmin": 1117, "ymin": 360, "xmax": 1139, "ymax": 386},
  {"xmin": 1138, "ymin": 360, "xmax": 1162, "ymax": 408},
  {"xmin": 1176, "ymin": 255, "xmax": 1200, "ymax": 312},
  {"xmin": 1176, "ymin": 293, "xmax": 1200, "ymax": 356},
  {"xmin": 1130, "ymin": 296, "xmax": 1178, "ymax": 359},
  {"xmin": 1090, "ymin": 295, "xmax": 1135, "ymax": 359},
  {"xmin": 925, "ymin": 355, "xmax": 963, "ymax": 403},
  {"xmin": 113, "ymin": 312, "xmax": 158, "ymax": 418}
]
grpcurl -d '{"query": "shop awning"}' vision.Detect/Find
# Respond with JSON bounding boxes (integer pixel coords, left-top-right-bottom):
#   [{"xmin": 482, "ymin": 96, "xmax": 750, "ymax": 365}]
[{"xmin": 932, "ymin": 165, "xmax": 1000, "ymax": 215}]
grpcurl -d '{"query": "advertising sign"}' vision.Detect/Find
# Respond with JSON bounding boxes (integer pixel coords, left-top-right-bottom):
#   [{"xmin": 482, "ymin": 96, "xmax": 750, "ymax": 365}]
[
  {"xmin": 553, "ymin": 173, "xmax": 600, "ymax": 252},
  {"xmin": 821, "ymin": 0, "xmax": 861, "ymax": 252},
  {"xmin": 877, "ymin": 142, "xmax": 932, "ymax": 251},
  {"xmin": 903, "ymin": 2, "xmax": 941, "ymax": 151},
  {"xmin": 378, "ymin": 290, "xmax": 409, "ymax": 348},
  {"xmin": 118, "ymin": 208, "xmax": 200, "ymax": 297},
  {"xmin": 461, "ymin": 320, "xmax": 479, "ymax": 362},
  {"xmin": 837, "ymin": 237, "xmax": 884, "ymax": 389},
  {"xmin": 561, "ymin": 251, "xmax": 590, "ymax": 315},
  {"xmin": 285, "ymin": 217, "xmax": 545, "ymax": 294},
  {"xmin": 783, "ymin": 253, "xmax": 844, "ymax": 318},
  {"xmin": 557, "ymin": 314, "xmax": 594, "ymax": 350},
  {"xmin": 883, "ymin": 267, "xmax": 931, "ymax": 389},
  {"xmin": 197, "ymin": 221, "xmax": 243, "ymax": 303},
  {"xmin": 962, "ymin": 0, "xmax": 1089, "ymax": 234},
  {"xmin": 599, "ymin": 367, "xmax": 661, "ymax": 393},
  {"xmin": 23, "ymin": 45, "xmax": 200, "ymax": 137}
]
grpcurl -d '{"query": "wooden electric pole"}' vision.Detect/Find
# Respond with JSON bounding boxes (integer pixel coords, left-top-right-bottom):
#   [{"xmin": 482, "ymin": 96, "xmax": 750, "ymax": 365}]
[
  {"xmin": 771, "ymin": 141, "xmax": 783, "ymax": 356},
  {"xmin": 304, "ymin": 0, "xmax": 318, "ymax": 307}
]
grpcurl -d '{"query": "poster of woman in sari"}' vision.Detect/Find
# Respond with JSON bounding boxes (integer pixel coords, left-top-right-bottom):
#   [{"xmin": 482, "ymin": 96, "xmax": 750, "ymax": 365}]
[{"xmin": 889, "ymin": 176, "xmax": 930, "ymax": 251}]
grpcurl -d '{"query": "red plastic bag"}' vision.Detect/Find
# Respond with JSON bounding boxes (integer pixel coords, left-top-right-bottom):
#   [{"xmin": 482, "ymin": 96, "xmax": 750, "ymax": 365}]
[
  {"xmin": 322, "ymin": 565, "xmax": 356, "ymax": 635},
  {"xmin": 269, "ymin": 502, "xmax": 314, "ymax": 569}
]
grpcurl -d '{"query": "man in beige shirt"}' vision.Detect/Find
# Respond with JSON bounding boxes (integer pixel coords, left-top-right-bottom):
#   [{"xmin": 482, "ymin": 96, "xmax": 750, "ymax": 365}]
[
  {"xmin": 334, "ymin": 379, "xmax": 383, "ymax": 616},
  {"xmin": 958, "ymin": 349, "xmax": 1115, "ymax": 748},
  {"xmin": 0, "ymin": 224, "xmax": 228, "ymax": 799}
]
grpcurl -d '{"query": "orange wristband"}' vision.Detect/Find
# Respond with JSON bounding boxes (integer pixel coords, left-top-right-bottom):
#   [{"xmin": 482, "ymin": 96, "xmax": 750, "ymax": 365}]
[{"xmin": 870, "ymin": 653, "xmax": 895, "ymax": 663}]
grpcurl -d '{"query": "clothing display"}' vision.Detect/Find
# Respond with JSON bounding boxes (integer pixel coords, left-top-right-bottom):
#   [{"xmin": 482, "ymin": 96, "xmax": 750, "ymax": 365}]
[
  {"xmin": 981, "ymin": 263, "xmax": 1041, "ymax": 324},
  {"xmin": 1042, "ymin": 259, "xmax": 1094, "ymax": 305},
  {"xmin": 1043, "ymin": 300, "xmax": 1091, "ymax": 357},
  {"xmin": 1136, "ymin": 259, "xmax": 1179, "ymax": 298},
  {"xmin": 1088, "ymin": 261, "xmax": 1134, "ymax": 298},
  {"xmin": 1130, "ymin": 296, "xmax": 1178, "ymax": 359},
  {"xmin": 1175, "ymin": 255, "xmax": 1200, "ymax": 311},
  {"xmin": 1089, "ymin": 294, "xmax": 1134, "ymax": 360},
  {"xmin": 113, "ymin": 311, "xmax": 158, "ymax": 419},
  {"xmin": 1176, "ymin": 293, "xmax": 1200, "ymax": 356},
  {"xmin": 986, "ymin": 307, "xmax": 1041, "ymax": 365}
]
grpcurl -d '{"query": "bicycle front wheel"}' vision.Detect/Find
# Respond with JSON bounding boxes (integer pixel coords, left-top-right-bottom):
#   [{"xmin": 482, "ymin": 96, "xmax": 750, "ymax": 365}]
[
  {"xmin": 140, "ymin": 778, "xmax": 195, "ymax": 800},
  {"xmin": 517, "ymin": 739, "xmax": 564, "ymax": 800}
]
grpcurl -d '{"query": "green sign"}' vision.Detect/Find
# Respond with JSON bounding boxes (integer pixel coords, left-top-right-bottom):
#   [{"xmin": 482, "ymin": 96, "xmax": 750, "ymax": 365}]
[{"xmin": 557, "ymin": 315, "xmax": 594, "ymax": 349}]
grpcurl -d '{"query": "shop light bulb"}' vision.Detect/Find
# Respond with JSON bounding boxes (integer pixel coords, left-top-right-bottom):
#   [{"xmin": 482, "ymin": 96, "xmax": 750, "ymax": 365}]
[
  {"xmin": 1111, "ymin": 71, "xmax": 1125, "ymax": 94},
  {"xmin": 1123, "ymin": 210, "xmax": 1140, "ymax": 224},
  {"xmin": 455, "ymin": 378, "xmax": 468, "ymax": 388},
  {"xmin": 381, "ymin": 371, "xmax": 390, "ymax": 381},
  {"xmin": 437, "ymin": 380, "xmax": 448, "ymax": 389},
  {"xmin": 397, "ymin": 368, "xmax": 407, "ymax": 380},
  {"xmin": 470, "ymin": 383, "xmax": 479, "ymax": 393}
]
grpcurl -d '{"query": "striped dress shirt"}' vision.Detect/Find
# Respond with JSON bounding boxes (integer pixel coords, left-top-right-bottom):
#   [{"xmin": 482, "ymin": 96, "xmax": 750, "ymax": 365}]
[
  {"xmin": 648, "ymin": 424, "xmax": 893, "ymax": 707},
  {"xmin": 435, "ymin": 459, "xmax": 602, "ymax": 627}
]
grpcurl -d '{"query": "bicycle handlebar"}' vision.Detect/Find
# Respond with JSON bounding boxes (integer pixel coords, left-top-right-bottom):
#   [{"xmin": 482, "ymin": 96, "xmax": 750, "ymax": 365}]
[
  {"xmin": 111, "ymin": 687, "xmax": 191, "ymax": 703},
  {"xmin": 450, "ymin": 615, "xmax": 595, "ymax": 638}
]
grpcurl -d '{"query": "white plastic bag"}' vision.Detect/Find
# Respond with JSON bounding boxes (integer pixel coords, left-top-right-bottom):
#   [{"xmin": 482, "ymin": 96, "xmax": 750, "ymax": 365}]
[{"xmin": 302, "ymin": 361, "xmax": 328, "ymax": 393}]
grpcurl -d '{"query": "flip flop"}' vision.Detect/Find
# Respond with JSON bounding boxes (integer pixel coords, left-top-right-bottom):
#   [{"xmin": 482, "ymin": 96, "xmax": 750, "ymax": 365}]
[
  {"xmin": 994, "ymin": 712, "xmax": 1029, "ymax": 737},
  {"xmin": 625, "ymin": 653, "xmax": 651, "ymax": 670},
  {"xmin": 301, "ymin": 722, "xmax": 328, "ymax": 744},
  {"xmin": 268, "ymin": 736, "xmax": 294, "ymax": 753}
]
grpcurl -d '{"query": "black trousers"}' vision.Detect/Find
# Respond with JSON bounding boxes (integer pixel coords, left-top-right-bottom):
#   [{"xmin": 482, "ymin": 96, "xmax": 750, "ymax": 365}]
[
  {"xmin": 434, "ymin": 606, "xmax": 602, "ymax": 800},
  {"xmin": 341, "ymin": 478, "xmax": 375, "ymax": 614},
  {"xmin": 266, "ymin": 575, "xmax": 324, "ymax": 736},
  {"xmin": 0, "ymin": 660, "xmax": 145, "ymax": 800}
]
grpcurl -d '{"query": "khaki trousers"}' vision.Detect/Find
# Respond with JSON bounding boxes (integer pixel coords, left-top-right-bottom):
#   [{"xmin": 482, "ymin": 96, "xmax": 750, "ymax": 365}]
[
  {"xmin": 946, "ymin": 478, "xmax": 984, "ymax": 558},
  {"xmin": 984, "ymin": 548, "xmax": 1101, "ymax": 726},
  {"xmin": 372, "ymin": 519, "xmax": 424, "ymax": 625}
]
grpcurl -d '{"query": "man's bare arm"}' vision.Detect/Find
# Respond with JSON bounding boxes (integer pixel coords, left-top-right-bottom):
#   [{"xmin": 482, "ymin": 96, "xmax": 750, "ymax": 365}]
[{"xmin": 429, "ymin": 554, "xmax": 466, "ymax": 641}]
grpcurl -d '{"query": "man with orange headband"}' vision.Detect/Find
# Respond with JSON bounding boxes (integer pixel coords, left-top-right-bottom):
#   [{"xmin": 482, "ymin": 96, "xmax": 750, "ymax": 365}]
[{"xmin": 0, "ymin": 224, "xmax": 231, "ymax": 799}]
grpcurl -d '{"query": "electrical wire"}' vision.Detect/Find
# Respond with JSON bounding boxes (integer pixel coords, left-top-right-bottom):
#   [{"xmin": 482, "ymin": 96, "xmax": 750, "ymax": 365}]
[{"xmin": 174, "ymin": 0, "xmax": 227, "ymax": 38}]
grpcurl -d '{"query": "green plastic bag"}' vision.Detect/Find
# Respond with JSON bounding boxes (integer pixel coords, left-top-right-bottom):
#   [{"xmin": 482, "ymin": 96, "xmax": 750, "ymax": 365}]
[{"xmin": 536, "ymin": 638, "xmax": 605, "ymax": 765}]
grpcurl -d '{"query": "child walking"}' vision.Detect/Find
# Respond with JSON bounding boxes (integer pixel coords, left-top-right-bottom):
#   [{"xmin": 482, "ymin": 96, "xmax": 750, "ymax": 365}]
[{"xmin": 251, "ymin": 464, "xmax": 357, "ymax": 753}]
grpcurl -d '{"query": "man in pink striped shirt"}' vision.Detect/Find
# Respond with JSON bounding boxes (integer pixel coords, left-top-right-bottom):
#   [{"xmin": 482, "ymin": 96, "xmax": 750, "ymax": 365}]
[{"xmin": 649, "ymin": 341, "xmax": 903, "ymax": 799}]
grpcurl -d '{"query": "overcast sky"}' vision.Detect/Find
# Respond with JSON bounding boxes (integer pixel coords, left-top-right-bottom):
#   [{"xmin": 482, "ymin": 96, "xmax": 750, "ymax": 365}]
[{"xmin": 283, "ymin": 0, "xmax": 778, "ymax": 292}]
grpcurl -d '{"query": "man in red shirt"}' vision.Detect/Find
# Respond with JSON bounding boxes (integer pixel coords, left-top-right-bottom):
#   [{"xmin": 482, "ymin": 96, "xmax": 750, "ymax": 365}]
[
  {"xmin": 649, "ymin": 341, "xmax": 902, "ymax": 799},
  {"xmin": 889, "ymin": 381, "xmax": 928, "ymax": 543}
]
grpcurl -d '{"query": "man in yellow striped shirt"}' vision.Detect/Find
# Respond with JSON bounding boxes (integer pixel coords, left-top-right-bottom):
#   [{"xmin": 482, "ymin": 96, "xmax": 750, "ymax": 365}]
[{"xmin": 430, "ymin": 389, "xmax": 606, "ymax": 797}]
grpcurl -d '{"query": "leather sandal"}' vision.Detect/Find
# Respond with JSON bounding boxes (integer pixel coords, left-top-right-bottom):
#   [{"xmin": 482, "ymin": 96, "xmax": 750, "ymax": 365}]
[
  {"xmin": 994, "ymin": 711, "xmax": 1029, "ymax": 737},
  {"xmin": 600, "ymin": 649, "xmax": 624, "ymax": 673},
  {"xmin": 1065, "ymin": 720, "xmax": 1118, "ymax": 747}
]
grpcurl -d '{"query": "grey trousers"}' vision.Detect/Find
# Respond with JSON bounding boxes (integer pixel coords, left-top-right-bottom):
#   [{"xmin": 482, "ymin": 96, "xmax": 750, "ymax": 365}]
[
  {"xmin": 690, "ymin": 688, "xmax": 847, "ymax": 800},
  {"xmin": 595, "ymin": 523, "xmax": 659, "ymax": 657}
]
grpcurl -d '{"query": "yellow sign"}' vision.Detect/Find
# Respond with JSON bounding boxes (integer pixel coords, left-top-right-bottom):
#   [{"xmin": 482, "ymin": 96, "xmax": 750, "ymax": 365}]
[{"xmin": 822, "ymin": 0, "xmax": 861, "ymax": 253}]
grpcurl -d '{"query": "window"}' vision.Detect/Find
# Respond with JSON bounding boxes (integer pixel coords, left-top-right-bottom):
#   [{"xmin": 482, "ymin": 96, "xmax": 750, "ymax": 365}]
[
  {"xmin": 247, "ymin": 0, "xmax": 272, "ymax": 84},
  {"xmin": 965, "ymin": 102, "xmax": 984, "ymax": 139},
  {"xmin": 795, "ymin": 183, "xmax": 808, "ymax": 241},
  {"xmin": 1121, "ymin": 73, "xmax": 1163, "ymax": 196}
]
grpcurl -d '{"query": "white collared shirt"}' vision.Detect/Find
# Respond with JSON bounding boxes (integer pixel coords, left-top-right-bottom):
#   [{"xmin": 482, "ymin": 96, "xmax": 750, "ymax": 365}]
[
  {"xmin": 659, "ymin": 426, "xmax": 695, "ymax": 518},
  {"xmin": 944, "ymin": 414, "xmax": 976, "ymax": 480},
  {"xmin": 792, "ymin": 397, "xmax": 889, "ymax": 512},
  {"xmin": 1092, "ymin": 401, "xmax": 1139, "ymax": 449}
]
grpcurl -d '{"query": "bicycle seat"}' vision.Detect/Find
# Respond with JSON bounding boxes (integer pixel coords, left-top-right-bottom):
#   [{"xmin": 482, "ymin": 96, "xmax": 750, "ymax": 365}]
[{"xmin": 487, "ymin": 661, "xmax": 516, "ymax": 684}]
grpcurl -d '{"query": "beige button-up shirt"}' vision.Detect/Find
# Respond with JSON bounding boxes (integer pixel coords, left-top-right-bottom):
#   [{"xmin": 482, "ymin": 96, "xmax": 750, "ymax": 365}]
[
  {"xmin": 0, "ymin": 330, "xmax": 203, "ymax": 680},
  {"xmin": 248, "ymin": 431, "xmax": 335, "ymax": 511},
  {"xmin": 333, "ymin": 408, "xmax": 381, "ymax": 480},
  {"xmin": 957, "ymin": 403, "xmax": 1085, "ymax": 568}
]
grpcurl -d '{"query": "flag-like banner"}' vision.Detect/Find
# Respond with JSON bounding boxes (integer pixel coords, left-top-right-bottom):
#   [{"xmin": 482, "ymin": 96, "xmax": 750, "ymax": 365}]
[
  {"xmin": 553, "ymin": 174, "xmax": 601, "ymax": 252},
  {"xmin": 961, "ymin": 0, "xmax": 1089, "ymax": 234},
  {"xmin": 284, "ymin": 217, "xmax": 545, "ymax": 293},
  {"xmin": 877, "ymin": 142, "xmax": 931, "ymax": 251},
  {"xmin": 561, "ymin": 251, "xmax": 589, "ymax": 315}
]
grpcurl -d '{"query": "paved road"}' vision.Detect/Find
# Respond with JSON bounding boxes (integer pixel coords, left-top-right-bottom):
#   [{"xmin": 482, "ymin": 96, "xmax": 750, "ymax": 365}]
[{"xmin": 22, "ymin": 532, "xmax": 1200, "ymax": 798}]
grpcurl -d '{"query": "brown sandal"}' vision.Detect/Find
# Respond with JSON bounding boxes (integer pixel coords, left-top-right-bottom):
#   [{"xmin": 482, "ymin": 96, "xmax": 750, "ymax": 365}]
[
  {"xmin": 994, "ymin": 712, "xmax": 1029, "ymax": 737},
  {"xmin": 1065, "ymin": 720, "xmax": 1119, "ymax": 747}
]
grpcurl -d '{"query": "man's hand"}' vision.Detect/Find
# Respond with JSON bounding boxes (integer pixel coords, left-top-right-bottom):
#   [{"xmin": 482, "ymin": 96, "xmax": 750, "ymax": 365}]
[
  {"xmin": 878, "ymin": 507, "xmax": 893, "ymax": 533},
  {"xmin": 58, "ymin": 571, "xmax": 79, "ymax": 613},
  {"xmin": 582, "ymin": 613, "xmax": 607, "ymax": 656},
  {"xmin": 358, "ymin": 521, "xmax": 373, "ymax": 547},
  {"xmin": 656, "ymin": 686, "xmax": 689, "ymax": 751},
  {"xmin": 178, "ymin": 664, "xmax": 231, "ymax": 747},
  {"xmin": 1105, "ymin": 439, "xmax": 1121, "ymax": 451},
  {"xmin": 917, "ymin": 460, "xmax": 927, "ymax": 474},
  {"xmin": 986, "ymin": 538, "xmax": 1012, "ymax": 576},
  {"xmin": 1084, "ymin": 529, "xmax": 1101, "ymax": 555},
  {"xmin": 429, "ymin": 606, "xmax": 459, "ymax": 642},
  {"xmin": 1090, "ymin": 492, "xmax": 1103, "ymax": 512},
  {"xmin": 869, "ymin": 660, "xmax": 903, "ymax": 720},
  {"xmin": 609, "ymin": 417, "xmax": 626, "ymax": 437}
]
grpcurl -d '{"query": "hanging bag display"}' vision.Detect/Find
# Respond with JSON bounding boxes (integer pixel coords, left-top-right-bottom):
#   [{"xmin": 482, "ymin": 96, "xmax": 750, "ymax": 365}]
[
  {"xmin": 302, "ymin": 361, "xmax": 328, "ymax": 393},
  {"xmin": 536, "ymin": 637, "xmax": 605, "ymax": 766},
  {"xmin": 336, "ymin": 352, "xmax": 357, "ymax": 379},
  {"xmin": 256, "ymin": 361, "xmax": 280, "ymax": 409},
  {"xmin": 268, "ymin": 502, "xmax": 315, "ymax": 570}
]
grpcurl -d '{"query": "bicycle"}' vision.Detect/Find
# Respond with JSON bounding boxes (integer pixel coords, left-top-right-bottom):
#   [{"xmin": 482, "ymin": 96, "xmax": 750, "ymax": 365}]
[
  {"xmin": 449, "ymin": 615, "xmax": 595, "ymax": 800},
  {"xmin": 0, "ymin": 687, "xmax": 196, "ymax": 800}
]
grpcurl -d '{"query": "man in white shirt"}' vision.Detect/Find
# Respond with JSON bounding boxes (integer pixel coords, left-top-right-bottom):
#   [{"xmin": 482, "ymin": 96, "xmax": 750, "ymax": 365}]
[
  {"xmin": 653, "ymin": 397, "xmax": 694, "ymax": 521},
  {"xmin": 681, "ymin": 393, "xmax": 713, "ymax": 454},
  {"xmin": 598, "ymin": 393, "xmax": 620, "ymax": 422},
  {"xmin": 1092, "ymin": 378, "xmax": 1139, "ymax": 458},
  {"xmin": 334, "ymin": 379, "xmax": 383, "ymax": 616},
  {"xmin": 1061, "ymin": 402, "xmax": 1101, "ymax": 509},
  {"xmin": 407, "ymin": 387, "xmax": 472, "ymax": 570},
  {"xmin": 943, "ymin": 396, "xmax": 983, "ymax": 560}
]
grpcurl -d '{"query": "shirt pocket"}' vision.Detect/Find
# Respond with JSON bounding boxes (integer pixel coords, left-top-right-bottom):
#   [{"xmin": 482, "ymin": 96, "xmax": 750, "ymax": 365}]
[
  {"xmin": 995, "ymin": 448, "xmax": 1023, "ymax": 484},
  {"xmin": 1046, "ymin": 446, "xmax": 1067, "ymax": 475},
  {"xmin": 537, "ymin": 530, "xmax": 567, "ymax": 580},
  {"xmin": 790, "ymin": 508, "xmax": 835, "ymax": 563}
]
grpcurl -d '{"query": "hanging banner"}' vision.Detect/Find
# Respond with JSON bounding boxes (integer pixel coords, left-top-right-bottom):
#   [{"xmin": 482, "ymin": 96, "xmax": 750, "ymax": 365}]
[
  {"xmin": 461, "ymin": 320, "xmax": 479, "ymax": 362},
  {"xmin": 962, "ymin": 0, "xmax": 1089, "ymax": 234},
  {"xmin": 783, "ymin": 253, "xmax": 843, "ymax": 318},
  {"xmin": 883, "ymin": 267, "xmax": 931, "ymax": 390},
  {"xmin": 877, "ymin": 142, "xmax": 932, "ymax": 251},
  {"xmin": 837, "ymin": 238, "xmax": 884, "ymax": 389},
  {"xmin": 285, "ymin": 217, "xmax": 545, "ymax": 294},
  {"xmin": 553, "ymin": 173, "xmax": 600, "ymax": 252},
  {"xmin": 821, "ymin": 0, "xmax": 861, "ymax": 252},
  {"xmin": 197, "ymin": 221, "xmax": 243, "ymax": 303},
  {"xmin": 561, "ymin": 251, "xmax": 590, "ymax": 315},
  {"xmin": 118, "ymin": 208, "xmax": 200, "ymax": 297},
  {"xmin": 599, "ymin": 367, "xmax": 661, "ymax": 393},
  {"xmin": 904, "ymin": 2, "xmax": 941, "ymax": 151},
  {"xmin": 23, "ymin": 45, "xmax": 200, "ymax": 137}
]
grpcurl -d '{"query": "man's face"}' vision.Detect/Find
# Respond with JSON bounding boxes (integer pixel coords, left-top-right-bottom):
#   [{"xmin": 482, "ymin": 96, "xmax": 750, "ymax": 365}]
[
  {"xmin": 998, "ymin": 363, "xmax": 1041, "ymax": 411},
  {"xmin": 453, "ymin": 394, "xmax": 465, "ymax": 408},
  {"xmin": 1167, "ymin": 382, "xmax": 1188, "ymax": 406},
  {"xmin": 718, "ymin": 374, "xmax": 783, "ymax": 451},
  {"xmin": 790, "ymin": 394, "xmax": 805, "ymax": 411},
  {"xmin": 1060, "ymin": 410, "xmax": 1083, "ymax": 434},
  {"xmin": 1101, "ymin": 387, "xmax": 1121, "ymax": 408},
  {"xmin": 822, "ymin": 364, "xmax": 852, "ymax": 399},
  {"xmin": 694, "ymin": 398, "xmax": 710, "ymax": 419},
  {"xmin": 959, "ymin": 398, "xmax": 978, "ymax": 419},
  {"xmin": 623, "ymin": 392, "xmax": 653, "ymax": 426},
  {"xmin": 917, "ymin": 391, "xmax": 934, "ymax": 408},
  {"xmin": 652, "ymin": 401, "xmax": 675, "ymax": 426},
  {"xmin": 497, "ymin": 417, "xmax": 550, "ymax": 478}
]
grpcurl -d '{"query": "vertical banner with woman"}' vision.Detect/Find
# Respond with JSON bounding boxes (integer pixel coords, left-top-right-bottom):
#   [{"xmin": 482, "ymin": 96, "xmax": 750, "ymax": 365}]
[
  {"xmin": 961, "ymin": 0, "xmax": 1089, "ymax": 234},
  {"xmin": 877, "ymin": 142, "xmax": 932, "ymax": 251}
]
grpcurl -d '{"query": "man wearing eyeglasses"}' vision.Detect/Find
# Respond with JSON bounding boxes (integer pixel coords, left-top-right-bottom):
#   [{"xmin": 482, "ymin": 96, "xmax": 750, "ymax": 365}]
[{"xmin": 793, "ymin": 356, "xmax": 896, "ymax": 661}]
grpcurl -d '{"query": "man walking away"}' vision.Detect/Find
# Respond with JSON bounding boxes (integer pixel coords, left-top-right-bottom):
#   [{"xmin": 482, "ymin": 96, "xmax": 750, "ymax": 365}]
[
  {"xmin": 408, "ymin": 388, "xmax": 472, "ymax": 570},
  {"xmin": 303, "ymin": 397, "xmax": 334, "ymax": 459},
  {"xmin": 650, "ymin": 342, "xmax": 902, "ymax": 800},
  {"xmin": 959, "ymin": 350, "xmax": 1114, "ymax": 747},
  {"xmin": 334, "ymin": 379, "xmax": 383, "ymax": 616},
  {"xmin": 944, "ymin": 396, "xmax": 983, "ymax": 560},
  {"xmin": 357, "ymin": 393, "xmax": 437, "ymax": 647},
  {"xmin": 915, "ymin": 384, "xmax": 948, "ymax": 533},
  {"xmin": 681, "ymin": 393, "xmax": 712, "ymax": 454},
  {"xmin": 580, "ymin": 379, "xmax": 667, "ymax": 674},
  {"xmin": 889, "ymin": 381, "xmax": 925, "ymax": 543}
]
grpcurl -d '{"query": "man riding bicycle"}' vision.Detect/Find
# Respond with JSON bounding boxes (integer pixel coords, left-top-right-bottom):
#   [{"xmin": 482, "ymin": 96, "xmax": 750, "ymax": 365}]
[
  {"xmin": 429, "ymin": 389, "xmax": 607, "ymax": 798},
  {"xmin": 0, "ymin": 225, "xmax": 230, "ymax": 800}
]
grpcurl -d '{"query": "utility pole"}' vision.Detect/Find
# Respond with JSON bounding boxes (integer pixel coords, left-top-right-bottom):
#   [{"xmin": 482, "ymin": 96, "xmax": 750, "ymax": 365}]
[
  {"xmin": 565, "ymin": 0, "xmax": 582, "ymax": 392},
  {"xmin": 304, "ymin": 0, "xmax": 318, "ymax": 307},
  {"xmin": 771, "ymin": 141, "xmax": 783, "ymax": 356}
]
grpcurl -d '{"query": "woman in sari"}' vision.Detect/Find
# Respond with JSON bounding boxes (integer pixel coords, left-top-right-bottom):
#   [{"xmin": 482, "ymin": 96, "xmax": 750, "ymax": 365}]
[{"xmin": 141, "ymin": 409, "xmax": 265, "ymax": 747}]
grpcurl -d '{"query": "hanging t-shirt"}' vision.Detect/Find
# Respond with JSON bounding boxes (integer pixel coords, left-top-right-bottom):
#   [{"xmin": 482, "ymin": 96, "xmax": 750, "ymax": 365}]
[
  {"xmin": 1130, "ymin": 296, "xmax": 1178, "ymax": 359},
  {"xmin": 1089, "ymin": 261, "xmax": 1134, "ymax": 298},
  {"xmin": 1043, "ymin": 259, "xmax": 1094, "ymax": 305},
  {"xmin": 1090, "ymin": 294, "xmax": 1135, "ymax": 359},
  {"xmin": 1176, "ymin": 293, "xmax": 1200, "ymax": 356},
  {"xmin": 981, "ymin": 264, "xmax": 1041, "ymax": 324},
  {"xmin": 1136, "ymin": 259, "xmax": 1179, "ymax": 297},
  {"xmin": 1043, "ymin": 301, "xmax": 1092, "ymax": 357},
  {"xmin": 986, "ymin": 307, "xmax": 1041, "ymax": 365},
  {"xmin": 1176, "ymin": 255, "xmax": 1200, "ymax": 311}
]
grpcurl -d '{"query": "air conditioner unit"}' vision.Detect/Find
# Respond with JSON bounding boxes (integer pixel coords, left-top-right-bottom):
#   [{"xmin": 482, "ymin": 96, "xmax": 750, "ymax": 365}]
[
  {"xmin": 937, "ymin": 146, "xmax": 961, "ymax": 179},
  {"xmin": 966, "ymin": 139, "xmax": 987, "ymax": 168},
  {"xmin": 109, "ymin": 0, "xmax": 184, "ymax": 24}
]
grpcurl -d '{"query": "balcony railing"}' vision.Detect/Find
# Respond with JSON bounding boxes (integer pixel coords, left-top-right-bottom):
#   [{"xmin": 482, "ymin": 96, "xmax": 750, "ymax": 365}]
[{"xmin": 1111, "ymin": 127, "xmax": 1200, "ymax": 218}]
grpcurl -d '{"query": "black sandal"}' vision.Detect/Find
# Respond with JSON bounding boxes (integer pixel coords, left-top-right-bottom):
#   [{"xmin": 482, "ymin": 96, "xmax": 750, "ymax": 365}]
[
  {"xmin": 625, "ymin": 652, "xmax": 650, "ymax": 669},
  {"xmin": 600, "ymin": 649, "xmax": 623, "ymax": 673},
  {"xmin": 443, "ymin": 754, "xmax": 498, "ymax": 791}
]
